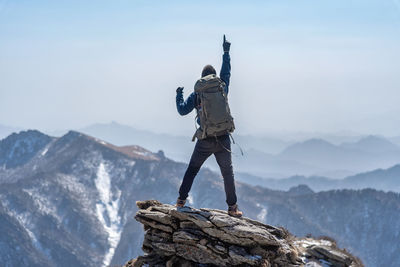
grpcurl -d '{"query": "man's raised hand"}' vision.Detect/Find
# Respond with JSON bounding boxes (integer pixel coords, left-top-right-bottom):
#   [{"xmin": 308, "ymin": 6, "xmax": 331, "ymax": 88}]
[
  {"xmin": 223, "ymin": 34, "xmax": 231, "ymax": 53},
  {"xmin": 176, "ymin": 87, "xmax": 184, "ymax": 94}
]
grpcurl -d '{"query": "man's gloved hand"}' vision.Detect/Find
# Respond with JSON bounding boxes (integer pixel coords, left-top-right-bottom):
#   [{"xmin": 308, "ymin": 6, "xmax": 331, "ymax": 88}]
[
  {"xmin": 223, "ymin": 34, "xmax": 231, "ymax": 53},
  {"xmin": 176, "ymin": 87, "xmax": 184, "ymax": 94}
]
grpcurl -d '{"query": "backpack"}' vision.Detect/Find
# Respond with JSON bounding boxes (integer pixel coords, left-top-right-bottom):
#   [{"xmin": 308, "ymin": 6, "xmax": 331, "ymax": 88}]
[{"xmin": 192, "ymin": 74, "xmax": 235, "ymax": 141}]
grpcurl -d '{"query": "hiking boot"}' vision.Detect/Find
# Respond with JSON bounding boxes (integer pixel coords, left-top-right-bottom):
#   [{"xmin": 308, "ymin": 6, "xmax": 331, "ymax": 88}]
[
  {"xmin": 228, "ymin": 204, "xmax": 243, "ymax": 217},
  {"xmin": 176, "ymin": 198, "xmax": 186, "ymax": 208}
]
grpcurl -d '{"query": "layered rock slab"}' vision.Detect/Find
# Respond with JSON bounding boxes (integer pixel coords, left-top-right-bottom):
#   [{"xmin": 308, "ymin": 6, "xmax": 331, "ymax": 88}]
[{"xmin": 125, "ymin": 200, "xmax": 363, "ymax": 267}]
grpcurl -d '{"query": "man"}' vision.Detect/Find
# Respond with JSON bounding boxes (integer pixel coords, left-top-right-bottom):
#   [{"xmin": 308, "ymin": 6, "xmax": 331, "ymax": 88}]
[{"xmin": 175, "ymin": 35, "xmax": 242, "ymax": 217}]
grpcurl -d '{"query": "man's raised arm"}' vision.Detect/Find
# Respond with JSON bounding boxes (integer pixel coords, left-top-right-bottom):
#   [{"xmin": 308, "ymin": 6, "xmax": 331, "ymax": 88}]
[{"xmin": 220, "ymin": 34, "xmax": 231, "ymax": 94}]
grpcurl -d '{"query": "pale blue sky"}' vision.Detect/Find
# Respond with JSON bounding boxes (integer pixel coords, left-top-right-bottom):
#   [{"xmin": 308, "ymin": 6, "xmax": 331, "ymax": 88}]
[{"xmin": 1, "ymin": 0, "xmax": 400, "ymax": 135}]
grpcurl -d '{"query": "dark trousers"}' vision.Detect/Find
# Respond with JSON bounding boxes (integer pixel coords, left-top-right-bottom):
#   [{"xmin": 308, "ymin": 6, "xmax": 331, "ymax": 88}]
[{"xmin": 178, "ymin": 134, "xmax": 238, "ymax": 206}]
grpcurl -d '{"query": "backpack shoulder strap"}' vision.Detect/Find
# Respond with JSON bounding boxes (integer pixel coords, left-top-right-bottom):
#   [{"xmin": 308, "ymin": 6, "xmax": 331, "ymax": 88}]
[{"xmin": 195, "ymin": 92, "xmax": 201, "ymax": 108}]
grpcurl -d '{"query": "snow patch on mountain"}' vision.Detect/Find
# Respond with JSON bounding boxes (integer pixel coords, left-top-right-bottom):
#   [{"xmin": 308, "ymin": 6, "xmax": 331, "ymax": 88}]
[
  {"xmin": 134, "ymin": 150, "xmax": 152, "ymax": 158},
  {"xmin": 23, "ymin": 188, "xmax": 61, "ymax": 224},
  {"xmin": 39, "ymin": 139, "xmax": 53, "ymax": 157},
  {"xmin": 94, "ymin": 138, "xmax": 107, "ymax": 145},
  {"xmin": 95, "ymin": 162, "xmax": 122, "ymax": 267},
  {"xmin": 41, "ymin": 148, "xmax": 49, "ymax": 156}
]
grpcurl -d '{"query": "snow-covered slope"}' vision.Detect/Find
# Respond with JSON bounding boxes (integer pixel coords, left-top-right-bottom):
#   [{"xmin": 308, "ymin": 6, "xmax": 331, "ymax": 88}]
[{"xmin": 0, "ymin": 130, "xmax": 174, "ymax": 266}]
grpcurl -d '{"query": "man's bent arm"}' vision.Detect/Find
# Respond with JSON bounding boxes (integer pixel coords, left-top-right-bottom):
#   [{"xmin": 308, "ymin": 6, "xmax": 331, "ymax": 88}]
[
  {"xmin": 220, "ymin": 52, "xmax": 231, "ymax": 94},
  {"xmin": 176, "ymin": 91, "xmax": 196, "ymax": 115}
]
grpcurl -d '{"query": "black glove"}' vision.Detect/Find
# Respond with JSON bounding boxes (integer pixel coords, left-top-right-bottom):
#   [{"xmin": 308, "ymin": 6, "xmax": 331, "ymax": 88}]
[
  {"xmin": 176, "ymin": 87, "xmax": 184, "ymax": 94},
  {"xmin": 223, "ymin": 34, "xmax": 231, "ymax": 53}
]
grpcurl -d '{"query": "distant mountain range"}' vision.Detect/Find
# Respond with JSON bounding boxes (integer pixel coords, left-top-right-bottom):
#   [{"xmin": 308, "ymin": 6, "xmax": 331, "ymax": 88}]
[
  {"xmin": 74, "ymin": 122, "xmax": 400, "ymax": 179},
  {"xmin": 0, "ymin": 130, "xmax": 400, "ymax": 266},
  {"xmin": 236, "ymin": 163, "xmax": 400, "ymax": 193},
  {"xmin": 235, "ymin": 135, "xmax": 400, "ymax": 179}
]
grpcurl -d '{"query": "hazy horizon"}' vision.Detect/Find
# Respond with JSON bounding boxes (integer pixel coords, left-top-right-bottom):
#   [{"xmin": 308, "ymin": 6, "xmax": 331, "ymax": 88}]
[{"xmin": 1, "ymin": 0, "xmax": 400, "ymax": 136}]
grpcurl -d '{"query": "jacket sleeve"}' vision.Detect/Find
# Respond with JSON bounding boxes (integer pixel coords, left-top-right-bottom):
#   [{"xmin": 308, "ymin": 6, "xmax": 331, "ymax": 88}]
[
  {"xmin": 176, "ymin": 91, "xmax": 196, "ymax": 116},
  {"xmin": 220, "ymin": 52, "xmax": 231, "ymax": 94}
]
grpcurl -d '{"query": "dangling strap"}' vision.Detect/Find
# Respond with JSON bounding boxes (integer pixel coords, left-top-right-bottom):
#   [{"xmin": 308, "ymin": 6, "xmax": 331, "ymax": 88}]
[
  {"xmin": 213, "ymin": 134, "xmax": 244, "ymax": 156},
  {"xmin": 215, "ymin": 135, "xmax": 233, "ymax": 153},
  {"xmin": 229, "ymin": 133, "xmax": 244, "ymax": 156}
]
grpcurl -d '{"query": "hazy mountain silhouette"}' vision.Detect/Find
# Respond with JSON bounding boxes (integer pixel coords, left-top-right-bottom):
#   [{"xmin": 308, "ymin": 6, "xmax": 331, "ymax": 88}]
[
  {"xmin": 236, "ymin": 163, "xmax": 400, "ymax": 193},
  {"xmin": 237, "ymin": 136, "xmax": 400, "ymax": 178},
  {"xmin": 340, "ymin": 135, "xmax": 400, "ymax": 154},
  {"xmin": 280, "ymin": 137, "xmax": 400, "ymax": 170}
]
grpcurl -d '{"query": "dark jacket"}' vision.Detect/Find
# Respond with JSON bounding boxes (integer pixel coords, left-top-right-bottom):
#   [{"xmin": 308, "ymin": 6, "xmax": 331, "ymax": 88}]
[{"xmin": 176, "ymin": 52, "xmax": 231, "ymax": 118}]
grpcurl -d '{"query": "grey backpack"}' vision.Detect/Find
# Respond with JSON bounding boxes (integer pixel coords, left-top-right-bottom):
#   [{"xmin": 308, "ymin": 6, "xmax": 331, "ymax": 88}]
[{"xmin": 192, "ymin": 74, "xmax": 235, "ymax": 141}]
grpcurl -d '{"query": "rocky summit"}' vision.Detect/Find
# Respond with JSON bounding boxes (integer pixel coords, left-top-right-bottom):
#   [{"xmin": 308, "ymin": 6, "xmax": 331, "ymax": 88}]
[{"xmin": 124, "ymin": 200, "xmax": 363, "ymax": 267}]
